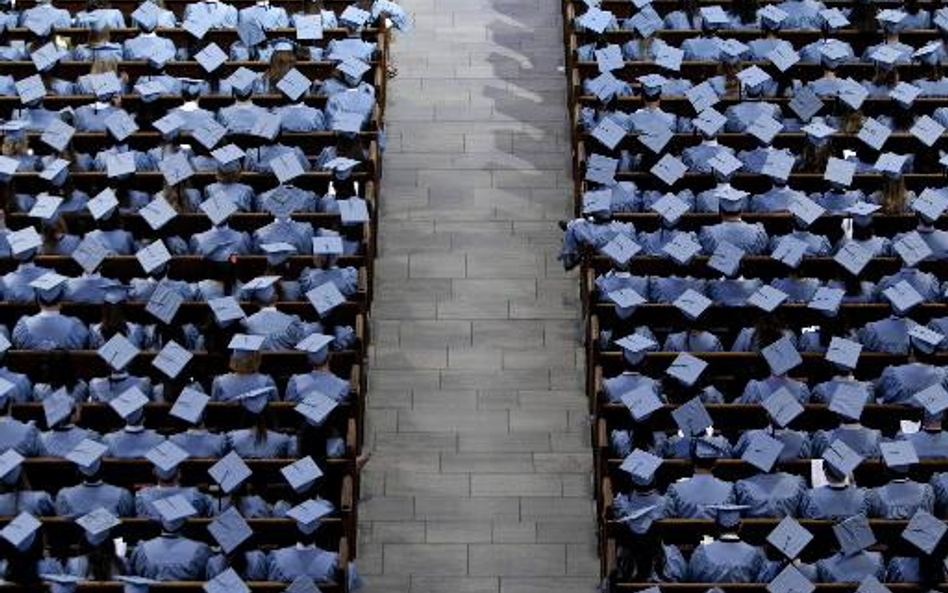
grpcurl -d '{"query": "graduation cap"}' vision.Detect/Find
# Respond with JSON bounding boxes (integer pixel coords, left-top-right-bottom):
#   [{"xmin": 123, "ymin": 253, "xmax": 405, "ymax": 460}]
[
  {"xmin": 671, "ymin": 396, "xmax": 713, "ymax": 436},
  {"xmin": 894, "ymin": 232, "xmax": 933, "ymax": 268},
  {"xmin": 685, "ymin": 81, "xmax": 719, "ymax": 114},
  {"xmin": 618, "ymin": 503, "xmax": 659, "ymax": 535},
  {"xmin": 834, "ymin": 514, "xmax": 876, "ymax": 555},
  {"xmin": 709, "ymin": 241, "xmax": 744, "ymax": 277},
  {"xmin": 285, "ymin": 577, "xmax": 320, "ymax": 593},
  {"xmin": 170, "ymin": 387, "xmax": 210, "ymax": 425},
  {"xmin": 651, "ymin": 154, "xmax": 686, "ymax": 187},
  {"xmin": 763, "ymin": 151, "xmax": 794, "ymax": 183},
  {"xmin": 708, "ymin": 150, "xmax": 743, "ymax": 181},
  {"xmin": 76, "ymin": 507, "xmax": 119, "ymax": 545},
  {"xmin": 880, "ymin": 440, "xmax": 918, "ymax": 471},
  {"xmin": 637, "ymin": 74, "xmax": 666, "ymax": 99},
  {"xmin": 616, "ymin": 332, "xmax": 658, "ymax": 360},
  {"xmin": 650, "ymin": 193, "xmax": 689, "ymax": 226},
  {"xmin": 209, "ymin": 296, "xmax": 246, "ymax": 327},
  {"xmin": 910, "ymin": 115, "xmax": 945, "ymax": 148},
  {"xmin": 87, "ymin": 188, "xmax": 119, "ymax": 222},
  {"xmin": 41, "ymin": 574, "xmax": 83, "ymax": 593},
  {"xmin": 32, "ymin": 42, "xmax": 67, "ymax": 72},
  {"xmin": 145, "ymin": 281, "xmax": 184, "ymax": 325},
  {"xmin": 666, "ymin": 353, "xmax": 707, "ymax": 387},
  {"xmin": 209, "ymin": 451, "xmax": 252, "ymax": 494},
  {"xmin": 673, "ymin": 288, "xmax": 712, "ymax": 321},
  {"xmin": 737, "ymin": 65, "xmax": 771, "ymax": 95},
  {"xmin": 8, "ymin": 225, "xmax": 41, "ymax": 260},
  {"xmin": 788, "ymin": 195, "xmax": 825, "ymax": 228},
  {"xmin": 270, "ymin": 153, "xmax": 306, "ymax": 185},
  {"xmin": 620, "ymin": 385, "xmax": 663, "ymax": 421},
  {"xmin": 296, "ymin": 14, "xmax": 323, "ymax": 41},
  {"xmin": 819, "ymin": 7, "xmax": 849, "ymax": 29},
  {"xmin": 741, "ymin": 431, "xmax": 784, "ymax": 472},
  {"xmin": 856, "ymin": 577, "xmax": 891, "ymax": 593},
  {"xmin": 104, "ymin": 110, "xmax": 139, "ymax": 142},
  {"xmin": 338, "ymin": 198, "xmax": 369, "ymax": 226},
  {"xmin": 236, "ymin": 387, "xmax": 273, "ymax": 415},
  {"xmin": 152, "ymin": 340, "xmax": 193, "ymax": 380},
  {"xmin": 762, "ymin": 336, "xmax": 802, "ymax": 376},
  {"xmin": 771, "ymin": 236, "xmax": 807, "ymax": 270},
  {"xmin": 768, "ymin": 563, "xmax": 814, "ymax": 593},
  {"xmin": 846, "ymin": 201, "xmax": 881, "ymax": 228},
  {"xmin": 607, "ymin": 287, "xmax": 646, "ymax": 317},
  {"xmin": 131, "ymin": 0, "xmax": 162, "ymax": 30},
  {"xmin": 337, "ymin": 58, "xmax": 371, "ymax": 83},
  {"xmin": 66, "ymin": 439, "xmax": 107, "ymax": 476},
  {"xmin": 619, "ymin": 448, "xmax": 662, "ymax": 486},
  {"xmin": 889, "ymin": 82, "xmax": 922, "ymax": 109},
  {"xmin": 158, "ymin": 152, "xmax": 194, "ymax": 187},
  {"xmin": 768, "ymin": 516, "xmax": 813, "ymax": 559},
  {"xmin": 295, "ymin": 391, "xmax": 338, "ymax": 427},
  {"xmin": 694, "ymin": 108, "xmax": 727, "ymax": 138},
  {"xmin": 275, "ymin": 68, "xmax": 312, "ymax": 101},
  {"xmin": 237, "ymin": 18, "xmax": 266, "ymax": 47},
  {"xmin": 825, "ymin": 337, "xmax": 862, "ymax": 371},
  {"xmin": 913, "ymin": 41, "xmax": 942, "ymax": 66},
  {"xmin": 822, "ymin": 439, "xmax": 863, "ymax": 475},
  {"xmin": 135, "ymin": 240, "xmax": 172, "ymax": 276},
  {"xmin": 29, "ymin": 271, "xmax": 67, "ymax": 303},
  {"xmin": 913, "ymin": 383, "xmax": 948, "ymax": 417},
  {"xmin": 828, "ymin": 382, "xmax": 868, "ymax": 422},
  {"xmin": 708, "ymin": 503, "xmax": 749, "ymax": 529},
  {"xmin": 601, "ymin": 234, "xmax": 640, "ymax": 266},
  {"xmin": 909, "ymin": 324, "xmax": 946, "ymax": 354},
  {"xmin": 823, "ymin": 157, "xmax": 856, "ymax": 190},
  {"xmin": 801, "ymin": 121, "xmax": 835, "ymax": 149},
  {"xmin": 229, "ymin": 334, "xmax": 266, "ymax": 354},
  {"xmin": 0, "ymin": 449, "xmax": 24, "ymax": 485},
  {"xmin": 903, "ymin": 510, "xmax": 947, "ymax": 554},
  {"xmin": 98, "ymin": 333, "xmax": 140, "ymax": 372},
  {"xmin": 877, "ymin": 8, "xmax": 908, "ymax": 33},
  {"xmin": 226, "ymin": 67, "xmax": 259, "ymax": 97},
  {"xmin": 153, "ymin": 494, "xmax": 198, "ymax": 531},
  {"xmin": 912, "ymin": 188, "xmax": 948, "ymax": 224},
  {"xmin": 767, "ymin": 42, "xmax": 799, "ymax": 73},
  {"xmin": 306, "ymin": 282, "xmax": 347, "ymax": 317},
  {"xmin": 595, "ymin": 44, "xmax": 623, "ymax": 73},
  {"xmin": 577, "ymin": 7, "xmax": 614, "ymax": 34},
  {"xmin": 748, "ymin": 284, "xmax": 788, "ymax": 313},
  {"xmin": 136, "ymin": 195, "xmax": 176, "ymax": 232},
  {"xmin": 208, "ymin": 507, "xmax": 252, "ymax": 554},
  {"xmin": 194, "ymin": 43, "xmax": 228, "ymax": 74},
  {"xmin": 109, "ymin": 387, "xmax": 149, "ymax": 424},
  {"xmin": 42, "ymin": 388, "xmax": 73, "ymax": 428},
  {"xmin": 282, "ymin": 456, "xmax": 324, "ymax": 493},
  {"xmin": 857, "ymin": 117, "xmax": 890, "ymax": 152},
  {"xmin": 759, "ymin": 4, "xmax": 789, "ymax": 29},
  {"xmin": 41, "ymin": 119, "xmax": 75, "ymax": 152},
  {"xmin": 700, "ymin": 5, "xmax": 730, "ymax": 28},
  {"xmin": 296, "ymin": 333, "xmax": 335, "ymax": 365},
  {"xmin": 340, "ymin": 4, "xmax": 371, "ymax": 27},
  {"xmin": 591, "ymin": 117, "xmax": 625, "ymax": 151},
  {"xmin": 287, "ymin": 498, "xmax": 334, "ymax": 535},
  {"xmin": 582, "ymin": 189, "xmax": 612, "ymax": 218},
  {"xmin": 748, "ymin": 116, "xmax": 782, "ymax": 145},
  {"xmin": 884, "ymin": 280, "xmax": 924, "ymax": 315},
  {"xmin": 788, "ymin": 86, "xmax": 823, "ymax": 122},
  {"xmin": 870, "ymin": 45, "xmax": 903, "ymax": 72},
  {"xmin": 655, "ymin": 45, "xmax": 684, "ymax": 72},
  {"xmin": 200, "ymin": 195, "xmax": 238, "ymax": 227},
  {"xmin": 204, "ymin": 568, "xmax": 249, "ymax": 593},
  {"xmin": 15, "ymin": 74, "xmax": 46, "ymax": 105},
  {"xmin": 1, "ymin": 512, "xmax": 40, "ymax": 551},
  {"xmin": 834, "ymin": 241, "xmax": 872, "ymax": 276}
]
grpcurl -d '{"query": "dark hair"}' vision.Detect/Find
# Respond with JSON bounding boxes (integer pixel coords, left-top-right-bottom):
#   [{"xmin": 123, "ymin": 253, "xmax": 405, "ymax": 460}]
[
  {"xmin": 98, "ymin": 302, "xmax": 127, "ymax": 343},
  {"xmin": 85, "ymin": 539, "xmax": 122, "ymax": 581}
]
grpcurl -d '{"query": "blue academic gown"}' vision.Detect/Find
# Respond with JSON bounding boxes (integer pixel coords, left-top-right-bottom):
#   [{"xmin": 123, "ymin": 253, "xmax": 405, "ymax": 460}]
[
  {"xmin": 667, "ymin": 474, "xmax": 734, "ymax": 519},
  {"xmin": 169, "ymin": 430, "xmax": 229, "ymax": 458},
  {"xmin": 0, "ymin": 417, "xmax": 44, "ymax": 456},
  {"xmin": 266, "ymin": 545, "xmax": 338, "ymax": 583},
  {"xmin": 103, "ymin": 427, "xmax": 165, "ymax": 458},
  {"xmin": 227, "ymin": 429, "xmax": 297, "ymax": 458},
  {"xmin": 285, "ymin": 371, "xmax": 350, "ymax": 403},
  {"xmin": 812, "ymin": 425, "xmax": 881, "ymax": 458},
  {"xmin": 40, "ymin": 426, "xmax": 100, "ymax": 458},
  {"xmin": 130, "ymin": 534, "xmax": 212, "ymax": 581},
  {"xmin": 210, "ymin": 373, "xmax": 279, "ymax": 404},
  {"xmin": 688, "ymin": 539, "xmax": 770, "ymax": 583},
  {"xmin": 734, "ymin": 473, "xmax": 806, "ymax": 518},
  {"xmin": 876, "ymin": 363, "xmax": 947, "ymax": 405},
  {"xmin": 136, "ymin": 486, "xmax": 212, "ymax": 519},
  {"xmin": 867, "ymin": 480, "xmax": 935, "ymax": 519},
  {"xmin": 55, "ymin": 481, "xmax": 135, "ymax": 517},
  {"xmin": 816, "ymin": 551, "xmax": 884, "ymax": 583},
  {"xmin": 735, "ymin": 429, "xmax": 811, "ymax": 462},
  {"xmin": 800, "ymin": 485, "xmax": 869, "ymax": 519},
  {"xmin": 0, "ymin": 491, "xmax": 55, "ymax": 516}
]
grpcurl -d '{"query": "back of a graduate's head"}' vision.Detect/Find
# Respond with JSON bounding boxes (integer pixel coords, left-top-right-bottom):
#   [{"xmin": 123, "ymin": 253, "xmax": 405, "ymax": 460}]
[{"xmin": 229, "ymin": 350, "xmax": 262, "ymax": 374}]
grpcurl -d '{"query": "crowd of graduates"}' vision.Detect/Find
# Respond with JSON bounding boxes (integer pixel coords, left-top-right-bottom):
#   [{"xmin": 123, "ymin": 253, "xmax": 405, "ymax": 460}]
[
  {"xmin": 0, "ymin": 0, "xmax": 408, "ymax": 590},
  {"xmin": 560, "ymin": 0, "xmax": 948, "ymax": 591}
]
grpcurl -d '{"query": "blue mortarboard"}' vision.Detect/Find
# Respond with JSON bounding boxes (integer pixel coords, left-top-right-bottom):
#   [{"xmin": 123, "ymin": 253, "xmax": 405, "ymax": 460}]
[
  {"xmin": 858, "ymin": 117, "xmax": 890, "ymax": 152},
  {"xmin": 153, "ymin": 494, "xmax": 198, "ymax": 531},
  {"xmin": 763, "ymin": 387, "xmax": 804, "ymax": 427},
  {"xmin": 877, "ymin": 9, "xmax": 907, "ymax": 33},
  {"xmin": 834, "ymin": 241, "xmax": 871, "ymax": 276},
  {"xmin": 208, "ymin": 507, "xmax": 252, "ymax": 554},
  {"xmin": 883, "ymin": 280, "xmax": 924, "ymax": 315},
  {"xmin": 152, "ymin": 340, "xmax": 193, "ymax": 380},
  {"xmin": 700, "ymin": 5, "xmax": 730, "ymax": 27},
  {"xmin": 913, "ymin": 384, "xmax": 948, "ymax": 417},
  {"xmin": 834, "ymin": 514, "xmax": 876, "ymax": 555},
  {"xmin": 768, "ymin": 563, "xmax": 815, "ymax": 593},
  {"xmin": 748, "ymin": 285, "xmax": 788, "ymax": 313},
  {"xmin": 0, "ymin": 450, "xmax": 24, "ymax": 485},
  {"xmin": 203, "ymin": 568, "xmax": 249, "ymax": 593},
  {"xmin": 666, "ymin": 353, "xmax": 707, "ymax": 387},
  {"xmin": 768, "ymin": 516, "xmax": 812, "ymax": 559},
  {"xmin": 759, "ymin": 5, "xmax": 789, "ymax": 29},
  {"xmin": 661, "ymin": 233, "xmax": 701, "ymax": 265},
  {"xmin": 903, "ymin": 510, "xmax": 947, "ymax": 554},
  {"xmin": 41, "ymin": 119, "xmax": 75, "ymax": 152},
  {"xmin": 1, "ymin": 512, "xmax": 41, "ymax": 551},
  {"xmin": 771, "ymin": 236, "xmax": 807, "ymax": 270},
  {"xmin": 170, "ymin": 387, "xmax": 209, "ymax": 425},
  {"xmin": 282, "ymin": 456, "xmax": 324, "ymax": 493},
  {"xmin": 76, "ymin": 507, "xmax": 119, "ymax": 545},
  {"xmin": 209, "ymin": 297, "xmax": 246, "ymax": 327},
  {"xmin": 237, "ymin": 387, "xmax": 273, "ymax": 414},
  {"xmin": 295, "ymin": 391, "xmax": 338, "ymax": 427},
  {"xmin": 685, "ymin": 81, "xmax": 719, "ymax": 114},
  {"xmin": 620, "ymin": 385, "xmax": 663, "ymax": 421},
  {"xmin": 66, "ymin": 439, "xmax": 107, "ymax": 476},
  {"xmin": 823, "ymin": 439, "xmax": 863, "ymax": 475},
  {"xmin": 42, "ymin": 388, "xmax": 73, "ymax": 427},
  {"xmin": 709, "ymin": 503, "xmax": 749, "ymax": 529},
  {"xmin": 600, "ymin": 234, "xmax": 640, "ymax": 266},
  {"xmin": 673, "ymin": 288, "xmax": 712, "ymax": 320},
  {"xmin": 826, "ymin": 337, "xmax": 862, "ymax": 371},
  {"xmin": 881, "ymin": 440, "xmax": 918, "ymax": 471},
  {"xmin": 894, "ymin": 231, "xmax": 933, "ymax": 267},
  {"xmin": 109, "ymin": 387, "xmax": 149, "ymax": 422},
  {"xmin": 912, "ymin": 188, "xmax": 948, "ymax": 223},
  {"xmin": 620, "ymin": 449, "xmax": 662, "ymax": 486},
  {"xmin": 819, "ymin": 7, "xmax": 849, "ymax": 29},
  {"xmin": 287, "ymin": 498, "xmax": 334, "ymax": 535},
  {"xmin": 828, "ymin": 382, "xmax": 867, "ymax": 422},
  {"xmin": 98, "ymin": 333, "xmax": 140, "ymax": 371},
  {"xmin": 592, "ymin": 117, "xmax": 625, "ymax": 151},
  {"xmin": 135, "ymin": 240, "xmax": 172, "ymax": 276},
  {"xmin": 709, "ymin": 241, "xmax": 744, "ymax": 277},
  {"xmin": 788, "ymin": 86, "xmax": 823, "ymax": 122},
  {"xmin": 595, "ymin": 44, "xmax": 623, "ymax": 73},
  {"xmin": 768, "ymin": 42, "xmax": 799, "ymax": 73},
  {"xmin": 910, "ymin": 115, "xmax": 945, "ymax": 148},
  {"xmin": 195, "ymin": 43, "xmax": 228, "ymax": 73},
  {"xmin": 671, "ymin": 396, "xmax": 713, "ymax": 435},
  {"xmin": 694, "ymin": 108, "xmax": 727, "ymax": 138},
  {"xmin": 762, "ymin": 336, "xmax": 802, "ymax": 376},
  {"xmin": 208, "ymin": 451, "xmax": 252, "ymax": 494}
]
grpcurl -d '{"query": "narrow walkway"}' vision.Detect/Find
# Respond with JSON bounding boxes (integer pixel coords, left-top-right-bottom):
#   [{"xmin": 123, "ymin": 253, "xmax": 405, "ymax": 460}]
[{"xmin": 358, "ymin": 0, "xmax": 597, "ymax": 591}]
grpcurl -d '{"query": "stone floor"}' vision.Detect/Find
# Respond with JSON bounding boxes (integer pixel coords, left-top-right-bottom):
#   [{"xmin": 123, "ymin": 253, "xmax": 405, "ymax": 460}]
[{"xmin": 357, "ymin": 0, "xmax": 598, "ymax": 591}]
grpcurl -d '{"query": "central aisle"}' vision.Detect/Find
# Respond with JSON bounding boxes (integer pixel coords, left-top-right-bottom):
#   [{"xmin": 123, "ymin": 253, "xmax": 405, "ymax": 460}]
[{"xmin": 358, "ymin": 0, "xmax": 597, "ymax": 591}]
